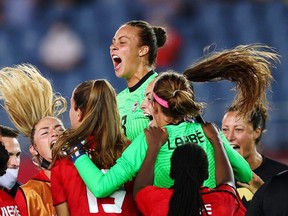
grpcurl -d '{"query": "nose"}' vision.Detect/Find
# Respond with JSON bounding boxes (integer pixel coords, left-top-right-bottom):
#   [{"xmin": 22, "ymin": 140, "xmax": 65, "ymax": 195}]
[
  {"xmin": 140, "ymin": 100, "xmax": 146, "ymax": 111},
  {"xmin": 9, "ymin": 156, "xmax": 20, "ymax": 168},
  {"xmin": 226, "ymin": 130, "xmax": 235, "ymax": 142},
  {"xmin": 51, "ymin": 129, "xmax": 60, "ymax": 138},
  {"xmin": 110, "ymin": 43, "xmax": 117, "ymax": 51}
]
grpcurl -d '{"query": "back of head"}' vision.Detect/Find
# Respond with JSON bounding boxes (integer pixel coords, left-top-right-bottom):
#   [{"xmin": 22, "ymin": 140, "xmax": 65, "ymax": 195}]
[
  {"xmin": 0, "ymin": 142, "xmax": 9, "ymax": 176},
  {"xmin": 53, "ymin": 79, "xmax": 127, "ymax": 168},
  {"xmin": 169, "ymin": 143, "xmax": 208, "ymax": 216},
  {"xmin": 0, "ymin": 64, "xmax": 67, "ymax": 138},
  {"xmin": 126, "ymin": 20, "xmax": 167, "ymax": 66},
  {"xmin": 153, "ymin": 70, "xmax": 203, "ymax": 121}
]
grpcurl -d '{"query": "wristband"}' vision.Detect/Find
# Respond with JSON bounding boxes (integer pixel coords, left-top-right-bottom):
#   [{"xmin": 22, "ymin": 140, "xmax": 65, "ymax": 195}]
[
  {"xmin": 62, "ymin": 143, "xmax": 86, "ymax": 163},
  {"xmin": 71, "ymin": 145, "xmax": 86, "ymax": 163}
]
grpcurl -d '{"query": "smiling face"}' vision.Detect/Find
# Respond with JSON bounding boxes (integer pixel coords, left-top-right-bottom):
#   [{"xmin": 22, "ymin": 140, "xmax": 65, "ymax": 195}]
[
  {"xmin": 221, "ymin": 111, "xmax": 260, "ymax": 160},
  {"xmin": 32, "ymin": 117, "xmax": 65, "ymax": 162},
  {"xmin": 110, "ymin": 25, "xmax": 143, "ymax": 80}
]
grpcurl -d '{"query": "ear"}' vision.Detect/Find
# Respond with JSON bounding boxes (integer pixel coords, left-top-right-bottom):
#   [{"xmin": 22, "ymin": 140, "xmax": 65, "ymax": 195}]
[
  {"xmin": 29, "ymin": 144, "xmax": 38, "ymax": 156},
  {"xmin": 254, "ymin": 128, "xmax": 262, "ymax": 140},
  {"xmin": 76, "ymin": 108, "xmax": 84, "ymax": 122},
  {"xmin": 152, "ymin": 101, "xmax": 159, "ymax": 114},
  {"xmin": 139, "ymin": 46, "xmax": 149, "ymax": 57}
]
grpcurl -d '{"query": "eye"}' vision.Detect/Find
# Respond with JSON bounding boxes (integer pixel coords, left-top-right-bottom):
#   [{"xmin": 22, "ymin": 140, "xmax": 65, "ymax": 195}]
[
  {"xmin": 41, "ymin": 131, "xmax": 48, "ymax": 136},
  {"xmin": 222, "ymin": 128, "xmax": 228, "ymax": 132},
  {"xmin": 235, "ymin": 128, "xmax": 244, "ymax": 132}
]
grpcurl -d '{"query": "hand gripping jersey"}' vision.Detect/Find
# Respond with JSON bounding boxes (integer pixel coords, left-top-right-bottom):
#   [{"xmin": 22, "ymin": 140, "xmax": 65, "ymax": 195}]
[
  {"xmin": 0, "ymin": 190, "xmax": 21, "ymax": 216},
  {"xmin": 75, "ymin": 122, "xmax": 252, "ymax": 198},
  {"xmin": 51, "ymin": 159, "xmax": 140, "ymax": 216},
  {"xmin": 136, "ymin": 185, "xmax": 246, "ymax": 216},
  {"xmin": 117, "ymin": 71, "xmax": 157, "ymax": 141},
  {"xmin": 14, "ymin": 170, "xmax": 56, "ymax": 216}
]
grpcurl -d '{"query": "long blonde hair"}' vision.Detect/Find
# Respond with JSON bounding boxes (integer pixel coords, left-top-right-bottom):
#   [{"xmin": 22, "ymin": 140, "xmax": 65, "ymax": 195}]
[{"xmin": 0, "ymin": 64, "xmax": 67, "ymax": 140}]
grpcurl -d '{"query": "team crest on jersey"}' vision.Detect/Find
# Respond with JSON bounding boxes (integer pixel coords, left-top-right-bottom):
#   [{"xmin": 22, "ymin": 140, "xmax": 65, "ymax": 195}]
[{"xmin": 132, "ymin": 102, "xmax": 138, "ymax": 112}]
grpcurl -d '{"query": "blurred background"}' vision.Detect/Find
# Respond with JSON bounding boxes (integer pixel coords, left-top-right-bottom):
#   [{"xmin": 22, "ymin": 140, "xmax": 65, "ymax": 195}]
[{"xmin": 0, "ymin": 0, "xmax": 287, "ymax": 182}]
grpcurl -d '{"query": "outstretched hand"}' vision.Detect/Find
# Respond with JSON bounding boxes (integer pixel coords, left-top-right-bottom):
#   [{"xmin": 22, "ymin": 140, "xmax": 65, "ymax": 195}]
[{"xmin": 144, "ymin": 126, "xmax": 168, "ymax": 150}]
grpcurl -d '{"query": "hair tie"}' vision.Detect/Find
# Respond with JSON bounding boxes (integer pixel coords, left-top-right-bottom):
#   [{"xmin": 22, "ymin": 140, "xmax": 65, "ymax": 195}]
[
  {"xmin": 173, "ymin": 90, "xmax": 180, "ymax": 97},
  {"xmin": 153, "ymin": 92, "xmax": 169, "ymax": 108}
]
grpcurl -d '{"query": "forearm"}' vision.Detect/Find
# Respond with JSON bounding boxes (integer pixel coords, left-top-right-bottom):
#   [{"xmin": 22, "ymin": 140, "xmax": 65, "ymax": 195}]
[
  {"xmin": 133, "ymin": 147, "xmax": 159, "ymax": 199},
  {"xmin": 211, "ymin": 138, "xmax": 234, "ymax": 186},
  {"xmin": 75, "ymin": 154, "xmax": 135, "ymax": 197}
]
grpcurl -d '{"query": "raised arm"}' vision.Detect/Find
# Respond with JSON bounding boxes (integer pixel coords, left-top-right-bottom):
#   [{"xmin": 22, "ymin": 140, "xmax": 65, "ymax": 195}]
[
  {"xmin": 133, "ymin": 127, "xmax": 168, "ymax": 199},
  {"xmin": 201, "ymin": 123, "xmax": 234, "ymax": 187}
]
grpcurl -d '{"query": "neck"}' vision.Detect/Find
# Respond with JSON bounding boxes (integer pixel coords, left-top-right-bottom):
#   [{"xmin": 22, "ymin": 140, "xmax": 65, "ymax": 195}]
[
  {"xmin": 127, "ymin": 65, "xmax": 153, "ymax": 87},
  {"xmin": 43, "ymin": 169, "xmax": 51, "ymax": 179},
  {"xmin": 246, "ymin": 150, "xmax": 263, "ymax": 170}
]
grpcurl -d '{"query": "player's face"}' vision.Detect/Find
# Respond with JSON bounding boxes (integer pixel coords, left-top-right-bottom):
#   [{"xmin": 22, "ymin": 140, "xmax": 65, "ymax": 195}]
[
  {"xmin": 140, "ymin": 80, "xmax": 155, "ymax": 118},
  {"xmin": 33, "ymin": 117, "xmax": 65, "ymax": 162},
  {"xmin": 110, "ymin": 25, "xmax": 143, "ymax": 80},
  {"xmin": 69, "ymin": 91, "xmax": 82, "ymax": 130},
  {"xmin": 222, "ymin": 111, "xmax": 259, "ymax": 160},
  {"xmin": 1, "ymin": 137, "xmax": 21, "ymax": 169}
]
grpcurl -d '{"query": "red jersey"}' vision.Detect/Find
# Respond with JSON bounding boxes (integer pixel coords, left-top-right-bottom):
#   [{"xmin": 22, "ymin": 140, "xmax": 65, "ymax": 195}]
[
  {"xmin": 51, "ymin": 158, "xmax": 140, "ymax": 215},
  {"xmin": 136, "ymin": 185, "xmax": 246, "ymax": 216},
  {"xmin": 0, "ymin": 190, "xmax": 21, "ymax": 215}
]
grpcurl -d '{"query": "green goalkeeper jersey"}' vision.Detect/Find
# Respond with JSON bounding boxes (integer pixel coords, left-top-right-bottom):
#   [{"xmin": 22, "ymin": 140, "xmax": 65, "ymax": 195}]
[
  {"xmin": 117, "ymin": 70, "xmax": 157, "ymax": 141},
  {"xmin": 75, "ymin": 121, "xmax": 252, "ymax": 198}
]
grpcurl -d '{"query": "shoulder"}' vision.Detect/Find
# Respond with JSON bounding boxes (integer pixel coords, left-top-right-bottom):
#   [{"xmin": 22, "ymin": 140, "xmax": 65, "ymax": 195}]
[
  {"xmin": 258, "ymin": 155, "xmax": 288, "ymax": 177},
  {"xmin": 136, "ymin": 186, "xmax": 172, "ymax": 205},
  {"xmin": 262, "ymin": 155, "xmax": 288, "ymax": 168}
]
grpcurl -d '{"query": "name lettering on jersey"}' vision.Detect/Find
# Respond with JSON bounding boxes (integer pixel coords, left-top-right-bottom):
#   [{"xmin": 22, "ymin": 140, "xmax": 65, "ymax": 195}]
[
  {"xmin": 199, "ymin": 204, "xmax": 212, "ymax": 215},
  {"xmin": 1, "ymin": 205, "xmax": 20, "ymax": 216},
  {"xmin": 167, "ymin": 130, "xmax": 205, "ymax": 150}
]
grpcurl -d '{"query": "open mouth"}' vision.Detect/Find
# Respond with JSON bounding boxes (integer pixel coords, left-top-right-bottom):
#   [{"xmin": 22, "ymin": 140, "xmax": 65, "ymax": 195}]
[
  {"xmin": 51, "ymin": 140, "xmax": 57, "ymax": 149},
  {"xmin": 231, "ymin": 144, "xmax": 240, "ymax": 151},
  {"xmin": 112, "ymin": 55, "xmax": 122, "ymax": 70},
  {"xmin": 143, "ymin": 113, "xmax": 153, "ymax": 121}
]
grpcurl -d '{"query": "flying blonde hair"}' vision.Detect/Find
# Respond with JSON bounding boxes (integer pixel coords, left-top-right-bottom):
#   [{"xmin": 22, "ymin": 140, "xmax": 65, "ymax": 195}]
[{"xmin": 0, "ymin": 64, "xmax": 67, "ymax": 138}]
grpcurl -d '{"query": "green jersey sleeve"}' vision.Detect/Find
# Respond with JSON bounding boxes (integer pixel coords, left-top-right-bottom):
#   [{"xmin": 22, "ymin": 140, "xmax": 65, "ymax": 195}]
[
  {"xmin": 74, "ymin": 133, "xmax": 147, "ymax": 197},
  {"xmin": 220, "ymin": 132, "xmax": 252, "ymax": 183}
]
